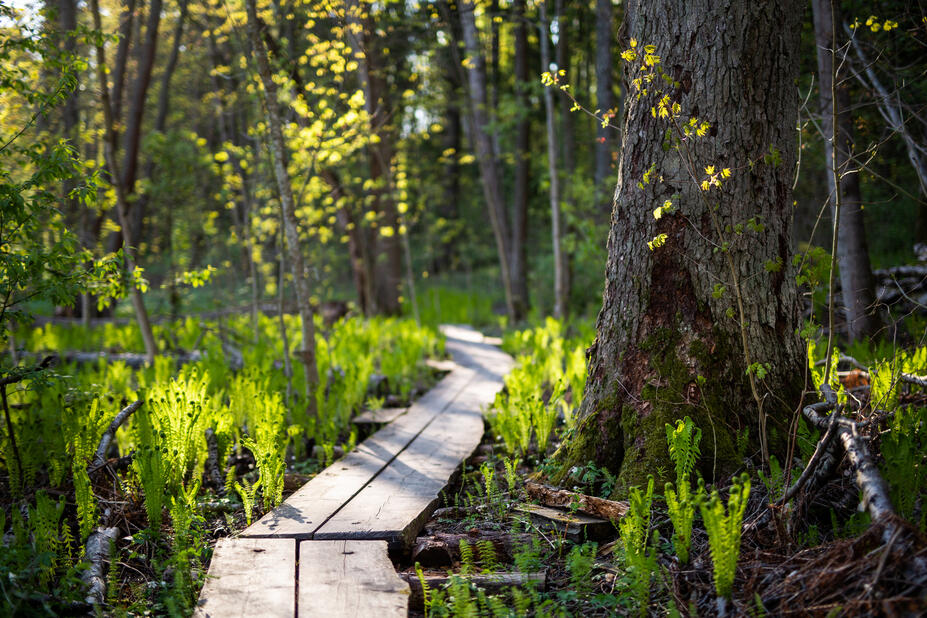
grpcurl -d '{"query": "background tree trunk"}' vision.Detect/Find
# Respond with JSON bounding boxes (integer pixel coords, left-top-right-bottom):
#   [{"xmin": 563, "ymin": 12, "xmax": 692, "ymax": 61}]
[
  {"xmin": 459, "ymin": 0, "xmax": 524, "ymax": 322},
  {"xmin": 511, "ymin": 0, "xmax": 529, "ymax": 313},
  {"xmin": 245, "ymin": 0, "xmax": 318, "ymax": 418},
  {"xmin": 540, "ymin": 1, "xmax": 565, "ymax": 319},
  {"xmin": 555, "ymin": 0, "xmax": 805, "ymax": 492},
  {"xmin": 812, "ymin": 0, "xmax": 880, "ymax": 342}
]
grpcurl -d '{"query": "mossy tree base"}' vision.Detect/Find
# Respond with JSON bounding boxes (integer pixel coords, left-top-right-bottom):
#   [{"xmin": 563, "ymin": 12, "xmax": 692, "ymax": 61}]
[{"xmin": 552, "ymin": 0, "xmax": 805, "ymax": 497}]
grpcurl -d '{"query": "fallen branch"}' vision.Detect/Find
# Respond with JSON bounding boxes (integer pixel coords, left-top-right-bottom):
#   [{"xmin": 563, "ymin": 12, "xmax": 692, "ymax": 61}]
[
  {"xmin": 524, "ymin": 480, "xmax": 628, "ymax": 520},
  {"xmin": 205, "ymin": 427, "xmax": 226, "ymax": 496},
  {"xmin": 81, "ymin": 526, "xmax": 120, "ymax": 606},
  {"xmin": 90, "ymin": 400, "xmax": 143, "ymax": 472}
]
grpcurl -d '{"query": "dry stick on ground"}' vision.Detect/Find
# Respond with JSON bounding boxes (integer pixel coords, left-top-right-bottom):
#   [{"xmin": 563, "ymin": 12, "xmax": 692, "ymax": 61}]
[
  {"xmin": 89, "ymin": 400, "xmax": 144, "ymax": 472},
  {"xmin": 81, "ymin": 526, "xmax": 120, "ymax": 606}
]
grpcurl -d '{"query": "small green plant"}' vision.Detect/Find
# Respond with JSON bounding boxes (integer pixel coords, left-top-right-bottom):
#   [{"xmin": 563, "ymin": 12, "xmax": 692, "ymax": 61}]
[
  {"xmin": 502, "ymin": 456, "xmax": 520, "ymax": 493},
  {"xmin": 566, "ymin": 542, "xmax": 597, "ymax": 598},
  {"xmin": 234, "ymin": 477, "xmax": 262, "ymax": 526},
  {"xmin": 619, "ymin": 475, "xmax": 658, "ymax": 615},
  {"xmin": 664, "ymin": 416, "xmax": 702, "ymax": 563},
  {"xmin": 699, "ymin": 473, "xmax": 751, "ymax": 601}
]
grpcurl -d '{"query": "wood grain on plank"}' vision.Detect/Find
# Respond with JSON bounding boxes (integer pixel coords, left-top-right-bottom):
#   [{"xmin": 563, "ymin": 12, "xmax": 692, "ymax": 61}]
[
  {"xmin": 194, "ymin": 538, "xmax": 295, "ymax": 618},
  {"xmin": 315, "ymin": 375, "xmax": 505, "ymax": 548},
  {"xmin": 243, "ymin": 366, "xmax": 476, "ymax": 538},
  {"xmin": 352, "ymin": 407, "xmax": 408, "ymax": 425},
  {"xmin": 298, "ymin": 540, "xmax": 409, "ymax": 617}
]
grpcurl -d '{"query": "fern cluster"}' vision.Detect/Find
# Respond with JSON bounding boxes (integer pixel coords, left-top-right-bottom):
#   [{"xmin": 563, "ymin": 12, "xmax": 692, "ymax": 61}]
[
  {"xmin": 619, "ymin": 475, "xmax": 658, "ymax": 615},
  {"xmin": 664, "ymin": 416, "xmax": 701, "ymax": 563},
  {"xmin": 699, "ymin": 473, "xmax": 751, "ymax": 599}
]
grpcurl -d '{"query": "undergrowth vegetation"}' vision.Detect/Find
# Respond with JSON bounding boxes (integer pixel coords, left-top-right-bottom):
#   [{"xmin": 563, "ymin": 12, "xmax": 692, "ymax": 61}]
[
  {"xmin": 0, "ymin": 314, "xmax": 441, "ymax": 614},
  {"xmin": 417, "ymin": 317, "xmax": 927, "ymax": 616}
]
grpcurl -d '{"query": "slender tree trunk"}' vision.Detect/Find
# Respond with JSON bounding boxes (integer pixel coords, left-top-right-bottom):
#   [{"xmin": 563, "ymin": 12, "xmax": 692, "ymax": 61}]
[
  {"xmin": 555, "ymin": 0, "xmax": 573, "ymax": 314},
  {"xmin": 812, "ymin": 0, "xmax": 880, "ymax": 341},
  {"xmin": 459, "ymin": 0, "xmax": 522, "ymax": 321},
  {"xmin": 346, "ymin": 4, "xmax": 403, "ymax": 315},
  {"xmin": 154, "ymin": 0, "xmax": 188, "ymax": 132},
  {"xmin": 555, "ymin": 0, "xmax": 804, "ymax": 492},
  {"xmin": 594, "ymin": 0, "xmax": 614, "ymax": 215},
  {"xmin": 111, "ymin": 0, "xmax": 137, "ymax": 123},
  {"xmin": 123, "ymin": 0, "xmax": 162, "ymax": 245},
  {"xmin": 89, "ymin": 0, "xmax": 157, "ymax": 364},
  {"xmin": 540, "ymin": 2, "xmax": 565, "ymax": 319},
  {"xmin": 511, "ymin": 0, "xmax": 529, "ymax": 311},
  {"xmin": 245, "ymin": 0, "xmax": 318, "ymax": 417}
]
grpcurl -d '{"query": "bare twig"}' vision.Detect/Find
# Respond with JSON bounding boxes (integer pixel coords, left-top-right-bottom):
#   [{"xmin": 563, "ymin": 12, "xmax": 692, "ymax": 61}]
[{"xmin": 90, "ymin": 400, "xmax": 143, "ymax": 472}]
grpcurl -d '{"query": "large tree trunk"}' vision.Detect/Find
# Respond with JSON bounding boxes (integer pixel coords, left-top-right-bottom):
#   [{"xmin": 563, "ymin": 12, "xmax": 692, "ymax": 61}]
[
  {"xmin": 555, "ymin": 0, "xmax": 804, "ymax": 492},
  {"xmin": 593, "ymin": 0, "xmax": 614, "ymax": 215},
  {"xmin": 459, "ymin": 0, "xmax": 524, "ymax": 322},
  {"xmin": 245, "ymin": 0, "xmax": 318, "ymax": 418},
  {"xmin": 812, "ymin": 0, "xmax": 880, "ymax": 342}
]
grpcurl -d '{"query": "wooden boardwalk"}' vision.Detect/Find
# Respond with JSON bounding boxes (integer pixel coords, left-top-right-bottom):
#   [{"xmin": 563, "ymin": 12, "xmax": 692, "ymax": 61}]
[{"xmin": 195, "ymin": 325, "xmax": 513, "ymax": 617}]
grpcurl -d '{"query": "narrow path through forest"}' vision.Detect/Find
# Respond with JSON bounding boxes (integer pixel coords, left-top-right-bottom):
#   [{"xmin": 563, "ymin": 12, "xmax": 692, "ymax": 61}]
[{"xmin": 194, "ymin": 325, "xmax": 514, "ymax": 617}]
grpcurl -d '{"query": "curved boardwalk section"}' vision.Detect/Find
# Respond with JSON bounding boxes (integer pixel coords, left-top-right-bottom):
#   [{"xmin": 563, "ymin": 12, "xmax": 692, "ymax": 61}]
[{"xmin": 195, "ymin": 325, "xmax": 513, "ymax": 617}]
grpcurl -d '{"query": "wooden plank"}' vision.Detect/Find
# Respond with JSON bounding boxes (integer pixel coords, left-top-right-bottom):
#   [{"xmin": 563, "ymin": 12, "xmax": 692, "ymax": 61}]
[
  {"xmin": 514, "ymin": 504, "xmax": 614, "ymax": 543},
  {"xmin": 194, "ymin": 538, "xmax": 295, "ymax": 618},
  {"xmin": 243, "ymin": 366, "xmax": 476, "ymax": 538},
  {"xmin": 352, "ymin": 407, "xmax": 408, "ymax": 425},
  {"xmin": 315, "ymin": 375, "xmax": 505, "ymax": 548},
  {"xmin": 425, "ymin": 358, "xmax": 457, "ymax": 372},
  {"xmin": 298, "ymin": 540, "xmax": 408, "ymax": 617}
]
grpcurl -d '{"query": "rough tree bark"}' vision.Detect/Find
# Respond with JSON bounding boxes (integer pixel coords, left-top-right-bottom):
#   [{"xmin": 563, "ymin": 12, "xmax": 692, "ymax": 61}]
[
  {"xmin": 245, "ymin": 0, "xmax": 318, "ymax": 418},
  {"xmin": 812, "ymin": 0, "xmax": 880, "ymax": 341},
  {"xmin": 555, "ymin": 0, "xmax": 805, "ymax": 491},
  {"xmin": 594, "ymin": 0, "xmax": 614, "ymax": 215}
]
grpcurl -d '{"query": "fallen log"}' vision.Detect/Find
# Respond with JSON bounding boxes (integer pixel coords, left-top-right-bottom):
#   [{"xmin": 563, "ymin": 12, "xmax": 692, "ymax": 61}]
[{"xmin": 524, "ymin": 480, "xmax": 628, "ymax": 520}]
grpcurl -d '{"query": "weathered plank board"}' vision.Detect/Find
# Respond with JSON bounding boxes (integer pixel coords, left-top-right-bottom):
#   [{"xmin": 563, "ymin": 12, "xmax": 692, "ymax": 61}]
[
  {"xmin": 352, "ymin": 407, "xmax": 408, "ymax": 425},
  {"xmin": 242, "ymin": 366, "xmax": 476, "ymax": 538},
  {"xmin": 298, "ymin": 540, "xmax": 408, "ymax": 617},
  {"xmin": 194, "ymin": 538, "xmax": 295, "ymax": 617},
  {"xmin": 314, "ymin": 375, "xmax": 505, "ymax": 548},
  {"xmin": 514, "ymin": 504, "xmax": 614, "ymax": 542}
]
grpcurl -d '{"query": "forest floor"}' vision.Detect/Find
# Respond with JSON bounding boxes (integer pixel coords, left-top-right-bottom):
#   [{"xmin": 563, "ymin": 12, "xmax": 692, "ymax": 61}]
[{"xmin": 393, "ymin": 382, "xmax": 927, "ymax": 616}]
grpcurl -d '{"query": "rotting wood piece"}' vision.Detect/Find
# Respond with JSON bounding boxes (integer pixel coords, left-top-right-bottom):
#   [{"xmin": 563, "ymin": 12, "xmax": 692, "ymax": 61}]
[
  {"xmin": 401, "ymin": 571, "xmax": 546, "ymax": 610},
  {"xmin": 412, "ymin": 531, "xmax": 536, "ymax": 567},
  {"xmin": 514, "ymin": 503, "xmax": 614, "ymax": 543},
  {"xmin": 194, "ymin": 537, "xmax": 295, "ymax": 617},
  {"xmin": 524, "ymin": 480, "xmax": 628, "ymax": 521},
  {"xmin": 299, "ymin": 540, "xmax": 408, "ymax": 617}
]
